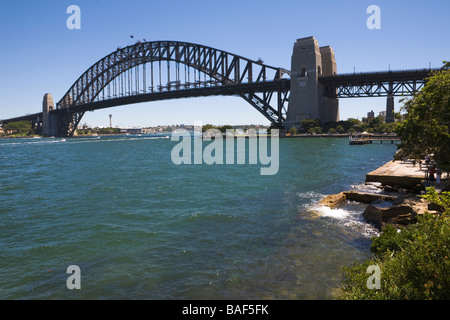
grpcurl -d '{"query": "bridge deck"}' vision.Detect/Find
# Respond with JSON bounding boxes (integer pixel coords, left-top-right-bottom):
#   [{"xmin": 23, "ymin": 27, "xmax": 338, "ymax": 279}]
[
  {"xmin": 319, "ymin": 68, "xmax": 437, "ymax": 84},
  {"xmin": 54, "ymin": 80, "xmax": 290, "ymax": 114},
  {"xmin": 0, "ymin": 80, "xmax": 290, "ymax": 125},
  {"xmin": 319, "ymin": 68, "xmax": 439, "ymax": 98},
  {"xmin": 0, "ymin": 112, "xmax": 42, "ymax": 125}
]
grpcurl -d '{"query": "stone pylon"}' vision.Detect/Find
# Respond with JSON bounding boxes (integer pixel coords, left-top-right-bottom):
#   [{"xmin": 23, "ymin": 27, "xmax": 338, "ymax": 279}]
[
  {"xmin": 286, "ymin": 36, "xmax": 339, "ymax": 130},
  {"xmin": 42, "ymin": 93, "xmax": 56, "ymax": 136}
]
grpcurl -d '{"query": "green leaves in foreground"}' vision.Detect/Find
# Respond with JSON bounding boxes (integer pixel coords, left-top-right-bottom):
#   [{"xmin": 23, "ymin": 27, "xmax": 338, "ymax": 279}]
[
  {"xmin": 340, "ymin": 214, "xmax": 449, "ymax": 300},
  {"xmin": 340, "ymin": 187, "xmax": 450, "ymax": 300}
]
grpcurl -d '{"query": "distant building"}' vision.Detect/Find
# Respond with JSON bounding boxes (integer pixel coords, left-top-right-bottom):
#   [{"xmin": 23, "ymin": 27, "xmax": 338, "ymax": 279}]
[
  {"xmin": 367, "ymin": 110, "xmax": 375, "ymax": 120},
  {"xmin": 119, "ymin": 128, "xmax": 142, "ymax": 134}
]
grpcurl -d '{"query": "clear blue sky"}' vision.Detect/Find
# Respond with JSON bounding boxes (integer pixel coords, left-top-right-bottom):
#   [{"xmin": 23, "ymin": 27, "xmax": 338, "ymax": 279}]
[{"xmin": 0, "ymin": 0, "xmax": 448, "ymax": 127}]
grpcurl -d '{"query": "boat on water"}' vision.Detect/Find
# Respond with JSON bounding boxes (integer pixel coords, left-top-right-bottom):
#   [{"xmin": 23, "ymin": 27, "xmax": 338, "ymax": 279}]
[{"xmin": 349, "ymin": 132, "xmax": 371, "ymax": 145}]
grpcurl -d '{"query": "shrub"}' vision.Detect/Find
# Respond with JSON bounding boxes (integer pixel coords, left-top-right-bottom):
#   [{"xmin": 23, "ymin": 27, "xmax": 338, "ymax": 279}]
[
  {"xmin": 340, "ymin": 214, "xmax": 449, "ymax": 299},
  {"xmin": 288, "ymin": 127, "xmax": 298, "ymax": 135},
  {"xmin": 340, "ymin": 187, "xmax": 450, "ymax": 300}
]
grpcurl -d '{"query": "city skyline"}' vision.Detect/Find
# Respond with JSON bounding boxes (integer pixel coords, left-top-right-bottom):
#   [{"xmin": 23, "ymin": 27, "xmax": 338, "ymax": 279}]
[{"xmin": 0, "ymin": 0, "xmax": 449, "ymax": 127}]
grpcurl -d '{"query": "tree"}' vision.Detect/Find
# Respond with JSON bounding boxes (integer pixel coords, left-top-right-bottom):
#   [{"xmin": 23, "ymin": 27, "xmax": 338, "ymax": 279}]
[
  {"xmin": 202, "ymin": 124, "xmax": 216, "ymax": 132},
  {"xmin": 336, "ymin": 125, "xmax": 345, "ymax": 133},
  {"xmin": 299, "ymin": 119, "xmax": 321, "ymax": 133},
  {"xmin": 218, "ymin": 125, "xmax": 234, "ymax": 133},
  {"xmin": 288, "ymin": 127, "xmax": 298, "ymax": 135},
  {"xmin": 395, "ymin": 62, "xmax": 450, "ymax": 171},
  {"xmin": 3, "ymin": 120, "xmax": 33, "ymax": 135},
  {"xmin": 368, "ymin": 116, "xmax": 382, "ymax": 130}
]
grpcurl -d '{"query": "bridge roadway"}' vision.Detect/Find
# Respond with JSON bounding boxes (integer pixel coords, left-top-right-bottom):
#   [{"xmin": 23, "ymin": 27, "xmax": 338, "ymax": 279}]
[{"xmin": 55, "ymin": 80, "xmax": 290, "ymax": 114}]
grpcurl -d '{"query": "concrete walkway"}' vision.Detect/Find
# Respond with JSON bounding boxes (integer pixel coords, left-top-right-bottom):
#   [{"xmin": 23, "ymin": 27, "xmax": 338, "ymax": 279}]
[{"xmin": 366, "ymin": 160, "xmax": 426, "ymax": 189}]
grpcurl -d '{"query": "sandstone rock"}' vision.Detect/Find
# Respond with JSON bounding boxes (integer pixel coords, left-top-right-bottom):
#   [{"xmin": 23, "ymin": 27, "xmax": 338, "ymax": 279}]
[
  {"xmin": 320, "ymin": 190, "xmax": 431, "ymax": 229},
  {"xmin": 428, "ymin": 202, "xmax": 445, "ymax": 213},
  {"xmin": 318, "ymin": 192, "xmax": 346, "ymax": 209},
  {"xmin": 363, "ymin": 199, "xmax": 417, "ymax": 229},
  {"xmin": 343, "ymin": 191, "xmax": 397, "ymax": 204}
]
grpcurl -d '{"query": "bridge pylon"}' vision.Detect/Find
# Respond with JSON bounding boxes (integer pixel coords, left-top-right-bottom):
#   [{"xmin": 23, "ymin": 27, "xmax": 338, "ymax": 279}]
[
  {"xmin": 285, "ymin": 36, "xmax": 339, "ymax": 130},
  {"xmin": 42, "ymin": 93, "xmax": 58, "ymax": 137},
  {"xmin": 42, "ymin": 93, "xmax": 76, "ymax": 137},
  {"xmin": 386, "ymin": 93, "xmax": 394, "ymax": 123}
]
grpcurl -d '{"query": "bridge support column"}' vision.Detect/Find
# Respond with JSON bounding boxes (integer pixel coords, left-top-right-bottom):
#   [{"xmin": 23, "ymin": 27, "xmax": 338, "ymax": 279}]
[
  {"xmin": 385, "ymin": 93, "xmax": 394, "ymax": 123},
  {"xmin": 286, "ymin": 36, "xmax": 339, "ymax": 130},
  {"xmin": 42, "ymin": 93, "xmax": 63, "ymax": 137}
]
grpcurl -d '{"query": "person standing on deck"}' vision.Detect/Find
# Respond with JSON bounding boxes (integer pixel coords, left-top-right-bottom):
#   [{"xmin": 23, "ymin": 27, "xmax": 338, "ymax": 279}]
[
  {"xmin": 436, "ymin": 167, "xmax": 442, "ymax": 186},
  {"xmin": 430, "ymin": 164, "xmax": 436, "ymax": 184}
]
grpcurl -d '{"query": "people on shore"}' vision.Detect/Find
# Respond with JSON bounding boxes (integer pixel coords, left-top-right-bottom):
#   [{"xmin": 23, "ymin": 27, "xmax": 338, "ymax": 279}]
[{"xmin": 429, "ymin": 164, "xmax": 436, "ymax": 183}]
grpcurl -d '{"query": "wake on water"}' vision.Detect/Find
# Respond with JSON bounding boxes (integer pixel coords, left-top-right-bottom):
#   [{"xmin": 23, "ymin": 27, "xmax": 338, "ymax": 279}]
[{"xmin": 0, "ymin": 135, "xmax": 170, "ymax": 147}]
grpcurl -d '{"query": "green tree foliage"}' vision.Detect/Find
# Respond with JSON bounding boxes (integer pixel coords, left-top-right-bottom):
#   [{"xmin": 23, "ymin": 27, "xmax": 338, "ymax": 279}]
[
  {"xmin": 395, "ymin": 62, "xmax": 450, "ymax": 171},
  {"xmin": 421, "ymin": 187, "xmax": 450, "ymax": 215},
  {"xmin": 339, "ymin": 187, "xmax": 450, "ymax": 300},
  {"xmin": 3, "ymin": 120, "xmax": 33, "ymax": 136},
  {"xmin": 202, "ymin": 124, "xmax": 216, "ymax": 132},
  {"xmin": 97, "ymin": 127, "xmax": 119, "ymax": 134},
  {"xmin": 201, "ymin": 124, "xmax": 236, "ymax": 133},
  {"xmin": 300, "ymin": 116, "xmax": 398, "ymax": 134},
  {"xmin": 288, "ymin": 127, "xmax": 298, "ymax": 135},
  {"xmin": 299, "ymin": 119, "xmax": 321, "ymax": 133},
  {"xmin": 218, "ymin": 125, "xmax": 234, "ymax": 133}
]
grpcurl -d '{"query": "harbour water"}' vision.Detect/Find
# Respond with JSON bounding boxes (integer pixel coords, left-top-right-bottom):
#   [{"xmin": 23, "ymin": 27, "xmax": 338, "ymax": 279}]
[{"xmin": 0, "ymin": 134, "xmax": 397, "ymax": 299}]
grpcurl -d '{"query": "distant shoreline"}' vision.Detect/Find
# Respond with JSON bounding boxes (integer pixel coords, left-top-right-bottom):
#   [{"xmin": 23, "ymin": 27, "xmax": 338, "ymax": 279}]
[
  {"xmin": 0, "ymin": 132, "xmax": 399, "ymax": 140},
  {"xmin": 284, "ymin": 133, "xmax": 349, "ymax": 138}
]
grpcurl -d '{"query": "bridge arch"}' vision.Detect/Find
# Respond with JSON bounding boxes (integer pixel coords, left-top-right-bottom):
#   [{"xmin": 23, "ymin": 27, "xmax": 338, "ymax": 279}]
[{"xmin": 56, "ymin": 41, "xmax": 290, "ymax": 135}]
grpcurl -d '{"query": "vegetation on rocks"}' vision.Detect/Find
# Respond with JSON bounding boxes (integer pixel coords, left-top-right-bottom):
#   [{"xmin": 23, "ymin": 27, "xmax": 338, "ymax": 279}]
[{"xmin": 339, "ymin": 188, "xmax": 449, "ymax": 300}]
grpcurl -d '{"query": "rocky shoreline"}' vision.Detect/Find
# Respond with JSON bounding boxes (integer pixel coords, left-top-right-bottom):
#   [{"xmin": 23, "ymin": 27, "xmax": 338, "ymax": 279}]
[{"xmin": 319, "ymin": 160, "xmax": 445, "ymax": 230}]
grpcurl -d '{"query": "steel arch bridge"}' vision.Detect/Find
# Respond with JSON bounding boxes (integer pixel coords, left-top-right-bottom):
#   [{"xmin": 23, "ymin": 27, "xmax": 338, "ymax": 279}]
[
  {"xmin": 1, "ymin": 37, "xmax": 440, "ymax": 136},
  {"xmin": 45, "ymin": 40, "xmax": 290, "ymax": 136}
]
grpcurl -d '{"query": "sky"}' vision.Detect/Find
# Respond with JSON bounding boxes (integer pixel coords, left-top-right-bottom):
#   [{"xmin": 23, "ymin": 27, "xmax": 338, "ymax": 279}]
[{"xmin": 0, "ymin": 0, "xmax": 449, "ymax": 127}]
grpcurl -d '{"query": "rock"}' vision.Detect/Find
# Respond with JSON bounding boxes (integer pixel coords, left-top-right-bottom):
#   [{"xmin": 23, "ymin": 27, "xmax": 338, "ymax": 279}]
[
  {"xmin": 428, "ymin": 202, "xmax": 445, "ymax": 213},
  {"xmin": 363, "ymin": 201, "xmax": 394, "ymax": 229},
  {"xmin": 318, "ymin": 192, "xmax": 346, "ymax": 209},
  {"xmin": 343, "ymin": 191, "xmax": 397, "ymax": 204},
  {"xmin": 320, "ymin": 190, "xmax": 431, "ymax": 229},
  {"xmin": 363, "ymin": 199, "xmax": 417, "ymax": 229}
]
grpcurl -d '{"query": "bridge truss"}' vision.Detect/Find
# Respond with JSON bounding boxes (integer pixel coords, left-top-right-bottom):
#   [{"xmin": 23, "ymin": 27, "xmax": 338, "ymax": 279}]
[
  {"xmin": 54, "ymin": 41, "xmax": 290, "ymax": 135},
  {"xmin": 319, "ymin": 69, "xmax": 439, "ymax": 98}
]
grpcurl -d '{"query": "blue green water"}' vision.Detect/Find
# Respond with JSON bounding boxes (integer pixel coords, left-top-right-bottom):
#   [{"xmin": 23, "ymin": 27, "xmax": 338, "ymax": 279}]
[{"xmin": 0, "ymin": 134, "xmax": 397, "ymax": 299}]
